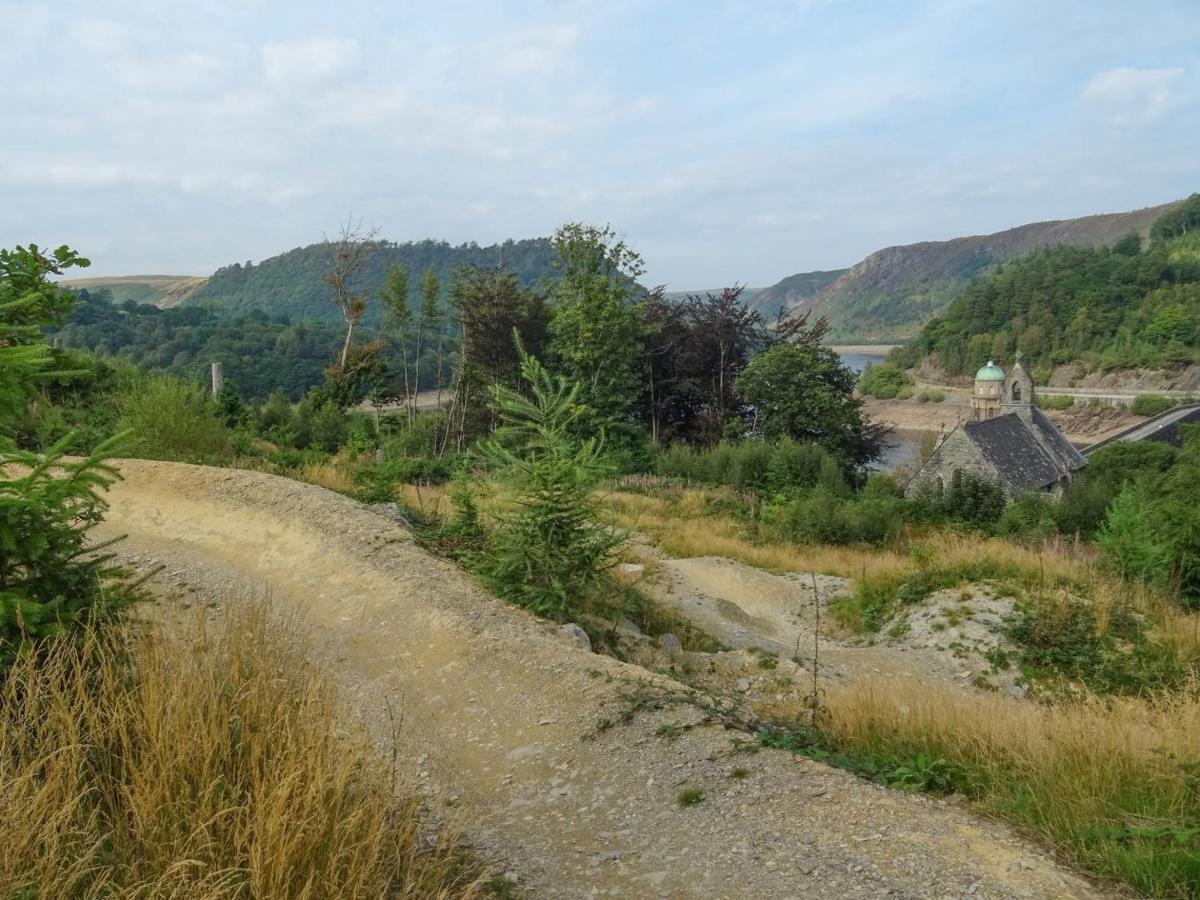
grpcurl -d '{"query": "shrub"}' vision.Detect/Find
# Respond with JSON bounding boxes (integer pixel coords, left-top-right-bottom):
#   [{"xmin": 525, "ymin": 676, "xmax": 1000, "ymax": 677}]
[
  {"xmin": 1131, "ymin": 394, "xmax": 1177, "ymax": 417},
  {"xmin": 766, "ymin": 438, "xmax": 845, "ymax": 497},
  {"xmin": 1035, "ymin": 394, "xmax": 1073, "ymax": 411},
  {"xmin": 763, "ymin": 492, "xmax": 905, "ymax": 547},
  {"xmin": 354, "ymin": 454, "xmax": 458, "ymax": 502},
  {"xmin": 916, "ymin": 389, "xmax": 945, "ymax": 403},
  {"xmin": 380, "ymin": 411, "xmax": 445, "ymax": 457},
  {"xmin": 858, "ymin": 363, "xmax": 911, "ymax": 400},
  {"xmin": 294, "ymin": 388, "xmax": 349, "ymax": 452},
  {"xmin": 258, "ymin": 389, "xmax": 294, "ymax": 433},
  {"xmin": 117, "ymin": 375, "xmax": 230, "ymax": 464}
]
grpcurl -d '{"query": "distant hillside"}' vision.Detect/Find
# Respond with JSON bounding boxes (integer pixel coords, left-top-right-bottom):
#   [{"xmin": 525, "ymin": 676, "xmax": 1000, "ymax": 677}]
[
  {"xmin": 59, "ymin": 274, "xmax": 207, "ymax": 308},
  {"xmin": 745, "ymin": 269, "xmax": 845, "ymax": 319},
  {"xmin": 182, "ymin": 238, "xmax": 557, "ymax": 326},
  {"xmin": 760, "ymin": 199, "xmax": 1185, "ymax": 341},
  {"xmin": 893, "ymin": 194, "xmax": 1200, "ymax": 377}
]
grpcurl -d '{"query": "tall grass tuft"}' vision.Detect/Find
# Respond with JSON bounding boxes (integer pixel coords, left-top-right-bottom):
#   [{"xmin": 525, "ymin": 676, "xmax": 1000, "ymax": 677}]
[
  {"xmin": 823, "ymin": 676, "xmax": 1200, "ymax": 898},
  {"xmin": 0, "ymin": 603, "xmax": 482, "ymax": 899}
]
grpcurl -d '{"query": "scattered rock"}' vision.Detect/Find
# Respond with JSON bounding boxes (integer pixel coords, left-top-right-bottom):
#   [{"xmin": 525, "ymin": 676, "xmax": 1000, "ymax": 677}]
[
  {"xmin": 658, "ymin": 632, "xmax": 683, "ymax": 658},
  {"xmin": 559, "ymin": 623, "xmax": 592, "ymax": 652},
  {"xmin": 616, "ymin": 616, "xmax": 643, "ymax": 636}
]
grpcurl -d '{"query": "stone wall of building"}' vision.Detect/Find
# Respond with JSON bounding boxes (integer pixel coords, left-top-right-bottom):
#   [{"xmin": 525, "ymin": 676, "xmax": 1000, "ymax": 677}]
[{"xmin": 904, "ymin": 429, "xmax": 992, "ymax": 498}]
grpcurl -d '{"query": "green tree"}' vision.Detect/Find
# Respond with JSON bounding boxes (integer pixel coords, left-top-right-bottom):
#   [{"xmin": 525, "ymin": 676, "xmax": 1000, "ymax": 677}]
[
  {"xmin": 418, "ymin": 266, "xmax": 445, "ymax": 396},
  {"xmin": 470, "ymin": 346, "xmax": 623, "ymax": 621},
  {"xmin": 1098, "ymin": 484, "xmax": 1172, "ymax": 587},
  {"xmin": 547, "ymin": 223, "xmax": 648, "ymax": 430},
  {"xmin": 735, "ymin": 334, "xmax": 880, "ymax": 474},
  {"xmin": 443, "ymin": 266, "xmax": 549, "ymax": 452},
  {"xmin": 379, "ymin": 263, "xmax": 412, "ymax": 414},
  {"xmin": 0, "ymin": 244, "xmax": 129, "ymax": 665}
]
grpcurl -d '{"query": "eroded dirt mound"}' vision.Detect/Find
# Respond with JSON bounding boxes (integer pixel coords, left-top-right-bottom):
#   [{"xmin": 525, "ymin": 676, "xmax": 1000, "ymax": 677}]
[{"xmin": 96, "ymin": 460, "xmax": 1109, "ymax": 899}]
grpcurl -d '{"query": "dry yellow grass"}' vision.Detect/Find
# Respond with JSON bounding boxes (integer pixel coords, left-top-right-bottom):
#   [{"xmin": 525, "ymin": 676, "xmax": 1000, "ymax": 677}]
[
  {"xmin": 818, "ymin": 675, "xmax": 1200, "ymax": 895},
  {"xmin": 0, "ymin": 604, "xmax": 483, "ymax": 899}
]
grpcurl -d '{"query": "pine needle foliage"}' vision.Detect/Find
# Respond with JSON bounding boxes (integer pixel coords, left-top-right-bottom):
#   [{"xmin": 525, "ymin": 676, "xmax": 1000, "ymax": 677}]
[
  {"xmin": 471, "ymin": 346, "xmax": 623, "ymax": 621},
  {"xmin": 0, "ymin": 243, "xmax": 130, "ymax": 666}
]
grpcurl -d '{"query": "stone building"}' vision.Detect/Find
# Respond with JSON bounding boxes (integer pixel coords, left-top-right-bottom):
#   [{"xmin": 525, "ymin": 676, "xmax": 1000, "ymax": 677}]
[{"xmin": 905, "ymin": 356, "xmax": 1086, "ymax": 499}]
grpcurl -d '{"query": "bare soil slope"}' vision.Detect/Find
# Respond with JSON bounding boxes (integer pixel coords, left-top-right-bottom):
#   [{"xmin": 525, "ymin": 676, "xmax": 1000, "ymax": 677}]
[{"xmin": 96, "ymin": 459, "xmax": 1111, "ymax": 899}]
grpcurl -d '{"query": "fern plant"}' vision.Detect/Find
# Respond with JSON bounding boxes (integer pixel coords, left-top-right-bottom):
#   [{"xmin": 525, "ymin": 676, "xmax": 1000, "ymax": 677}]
[{"xmin": 470, "ymin": 346, "xmax": 623, "ymax": 621}]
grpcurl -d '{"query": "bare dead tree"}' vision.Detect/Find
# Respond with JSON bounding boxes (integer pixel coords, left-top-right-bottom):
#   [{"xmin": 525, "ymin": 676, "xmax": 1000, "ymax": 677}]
[{"xmin": 324, "ymin": 220, "xmax": 379, "ymax": 369}]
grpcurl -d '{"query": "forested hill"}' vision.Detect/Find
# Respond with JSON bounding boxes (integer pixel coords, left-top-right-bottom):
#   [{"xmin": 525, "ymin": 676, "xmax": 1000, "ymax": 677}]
[
  {"xmin": 182, "ymin": 237, "xmax": 557, "ymax": 326},
  {"xmin": 758, "ymin": 198, "xmax": 1184, "ymax": 342},
  {"xmin": 891, "ymin": 195, "xmax": 1200, "ymax": 376}
]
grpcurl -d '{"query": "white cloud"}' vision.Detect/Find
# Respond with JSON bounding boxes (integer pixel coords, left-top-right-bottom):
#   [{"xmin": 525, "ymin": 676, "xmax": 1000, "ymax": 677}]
[
  {"xmin": 261, "ymin": 38, "xmax": 358, "ymax": 87},
  {"xmin": 1081, "ymin": 66, "xmax": 1184, "ymax": 125}
]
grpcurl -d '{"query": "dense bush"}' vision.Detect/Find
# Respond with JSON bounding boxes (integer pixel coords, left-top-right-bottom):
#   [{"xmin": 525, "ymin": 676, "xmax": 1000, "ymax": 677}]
[
  {"xmin": 858, "ymin": 363, "xmax": 911, "ymax": 400},
  {"xmin": 116, "ymin": 375, "xmax": 230, "ymax": 464},
  {"xmin": 763, "ymin": 492, "xmax": 905, "ymax": 546},
  {"xmin": 1036, "ymin": 394, "xmax": 1073, "ymax": 411},
  {"xmin": 1130, "ymin": 394, "xmax": 1177, "ymax": 417},
  {"xmin": 658, "ymin": 438, "xmax": 846, "ymax": 497},
  {"xmin": 912, "ymin": 469, "xmax": 1006, "ymax": 528}
]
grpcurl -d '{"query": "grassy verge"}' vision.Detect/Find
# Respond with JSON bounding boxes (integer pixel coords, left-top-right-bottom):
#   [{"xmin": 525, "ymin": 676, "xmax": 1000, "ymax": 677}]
[
  {"xmin": 812, "ymin": 677, "xmax": 1200, "ymax": 899},
  {"xmin": 0, "ymin": 603, "xmax": 484, "ymax": 899}
]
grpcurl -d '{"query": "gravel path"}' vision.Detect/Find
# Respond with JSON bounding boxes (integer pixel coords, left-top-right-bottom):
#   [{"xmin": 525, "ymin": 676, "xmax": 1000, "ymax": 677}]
[{"xmin": 95, "ymin": 459, "xmax": 1114, "ymax": 899}]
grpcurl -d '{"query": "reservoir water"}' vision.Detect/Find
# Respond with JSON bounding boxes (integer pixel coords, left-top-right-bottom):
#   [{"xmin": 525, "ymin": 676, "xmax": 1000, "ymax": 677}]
[{"xmin": 831, "ymin": 345, "xmax": 923, "ymax": 473}]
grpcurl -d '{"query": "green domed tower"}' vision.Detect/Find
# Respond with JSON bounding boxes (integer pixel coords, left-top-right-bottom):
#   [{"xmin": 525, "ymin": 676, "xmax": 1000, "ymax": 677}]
[{"xmin": 971, "ymin": 360, "xmax": 1005, "ymax": 421}]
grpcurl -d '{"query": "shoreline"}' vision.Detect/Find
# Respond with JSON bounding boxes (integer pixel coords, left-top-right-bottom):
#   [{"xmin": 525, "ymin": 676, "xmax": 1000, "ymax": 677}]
[
  {"xmin": 829, "ymin": 343, "xmax": 901, "ymax": 354},
  {"xmin": 862, "ymin": 394, "xmax": 1144, "ymax": 447}
]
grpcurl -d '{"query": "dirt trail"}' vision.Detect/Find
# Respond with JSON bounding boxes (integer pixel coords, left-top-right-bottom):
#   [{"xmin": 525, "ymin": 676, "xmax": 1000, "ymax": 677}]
[
  {"xmin": 96, "ymin": 460, "xmax": 1111, "ymax": 899},
  {"xmin": 645, "ymin": 556, "xmax": 1015, "ymax": 692}
]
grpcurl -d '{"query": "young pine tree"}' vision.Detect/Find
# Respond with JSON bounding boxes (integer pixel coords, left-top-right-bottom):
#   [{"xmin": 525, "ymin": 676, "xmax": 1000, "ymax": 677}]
[
  {"xmin": 0, "ymin": 244, "xmax": 129, "ymax": 665},
  {"xmin": 470, "ymin": 344, "xmax": 623, "ymax": 621}
]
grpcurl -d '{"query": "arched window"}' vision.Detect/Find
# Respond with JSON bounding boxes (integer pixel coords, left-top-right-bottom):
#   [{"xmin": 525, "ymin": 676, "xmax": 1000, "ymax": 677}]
[
  {"xmin": 1011, "ymin": 381, "xmax": 1021, "ymax": 401},
  {"xmin": 933, "ymin": 475, "xmax": 944, "ymax": 498}
]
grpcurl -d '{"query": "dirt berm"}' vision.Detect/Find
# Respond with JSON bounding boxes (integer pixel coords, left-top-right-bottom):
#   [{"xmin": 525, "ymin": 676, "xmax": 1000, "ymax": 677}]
[{"xmin": 95, "ymin": 460, "xmax": 1111, "ymax": 900}]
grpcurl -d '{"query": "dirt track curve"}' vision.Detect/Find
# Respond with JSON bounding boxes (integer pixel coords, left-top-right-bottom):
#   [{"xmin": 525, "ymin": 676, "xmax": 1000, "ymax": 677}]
[{"xmin": 95, "ymin": 460, "xmax": 1111, "ymax": 900}]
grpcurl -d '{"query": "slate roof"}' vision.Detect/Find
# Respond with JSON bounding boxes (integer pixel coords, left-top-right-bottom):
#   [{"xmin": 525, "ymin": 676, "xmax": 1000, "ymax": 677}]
[
  {"xmin": 962, "ymin": 413, "xmax": 1070, "ymax": 492},
  {"xmin": 1031, "ymin": 408, "xmax": 1088, "ymax": 471}
]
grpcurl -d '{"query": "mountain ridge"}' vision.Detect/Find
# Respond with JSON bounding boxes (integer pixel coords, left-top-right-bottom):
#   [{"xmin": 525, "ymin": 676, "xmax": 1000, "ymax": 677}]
[{"xmin": 756, "ymin": 199, "xmax": 1185, "ymax": 341}]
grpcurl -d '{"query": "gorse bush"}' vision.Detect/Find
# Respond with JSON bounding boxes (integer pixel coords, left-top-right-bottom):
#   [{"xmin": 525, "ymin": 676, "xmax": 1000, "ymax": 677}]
[
  {"xmin": 470, "ymin": 347, "xmax": 623, "ymax": 621},
  {"xmin": 117, "ymin": 374, "xmax": 230, "ymax": 464}
]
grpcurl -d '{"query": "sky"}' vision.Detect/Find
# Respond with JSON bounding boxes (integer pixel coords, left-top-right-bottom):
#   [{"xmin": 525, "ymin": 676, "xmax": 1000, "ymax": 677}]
[{"xmin": 2, "ymin": 0, "xmax": 1198, "ymax": 289}]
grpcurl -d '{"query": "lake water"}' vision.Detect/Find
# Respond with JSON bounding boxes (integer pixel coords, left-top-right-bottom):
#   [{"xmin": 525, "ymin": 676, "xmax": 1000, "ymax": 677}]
[
  {"xmin": 831, "ymin": 347, "xmax": 924, "ymax": 473},
  {"xmin": 836, "ymin": 350, "xmax": 890, "ymax": 374}
]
